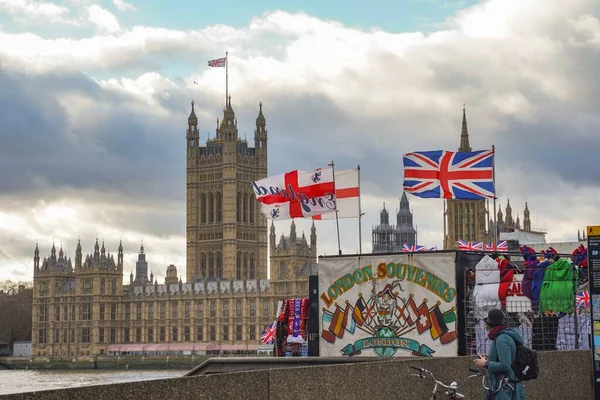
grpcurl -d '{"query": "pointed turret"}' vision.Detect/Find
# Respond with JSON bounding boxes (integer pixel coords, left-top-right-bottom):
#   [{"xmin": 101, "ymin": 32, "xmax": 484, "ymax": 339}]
[
  {"xmin": 187, "ymin": 100, "xmax": 199, "ymax": 152},
  {"xmin": 34, "ymin": 242, "xmax": 40, "ymax": 270},
  {"xmin": 459, "ymin": 105, "xmax": 471, "ymax": 152},
  {"xmin": 497, "ymin": 203, "xmax": 504, "ymax": 224},
  {"xmin": 101, "ymin": 240, "xmax": 106, "ymax": 256},
  {"xmin": 269, "ymin": 221, "xmax": 276, "ymax": 255},
  {"xmin": 254, "ymin": 102, "xmax": 268, "ymax": 166},
  {"xmin": 117, "ymin": 240, "xmax": 123, "ymax": 269},
  {"xmin": 94, "ymin": 238, "xmax": 100, "ymax": 258},
  {"xmin": 523, "ymin": 202, "xmax": 531, "ymax": 231},
  {"xmin": 516, "ymin": 215, "xmax": 521, "ymax": 229},
  {"xmin": 218, "ymin": 95, "xmax": 237, "ymax": 141},
  {"xmin": 290, "ymin": 220, "xmax": 297, "ymax": 246},
  {"xmin": 380, "ymin": 203, "xmax": 390, "ymax": 225},
  {"xmin": 505, "ymin": 199, "xmax": 513, "ymax": 227}
]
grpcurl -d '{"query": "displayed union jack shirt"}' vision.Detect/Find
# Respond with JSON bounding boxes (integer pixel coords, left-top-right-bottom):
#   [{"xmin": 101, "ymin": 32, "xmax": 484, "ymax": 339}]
[
  {"xmin": 403, "ymin": 150, "xmax": 495, "ymax": 199},
  {"xmin": 253, "ymin": 166, "xmax": 337, "ymax": 220}
]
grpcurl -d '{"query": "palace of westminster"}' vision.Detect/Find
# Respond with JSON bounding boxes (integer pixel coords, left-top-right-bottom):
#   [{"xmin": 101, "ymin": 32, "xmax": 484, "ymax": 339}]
[{"xmin": 30, "ymin": 100, "xmax": 536, "ymax": 357}]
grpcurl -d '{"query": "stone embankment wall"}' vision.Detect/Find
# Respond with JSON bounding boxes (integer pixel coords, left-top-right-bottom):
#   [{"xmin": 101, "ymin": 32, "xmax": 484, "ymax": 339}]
[
  {"xmin": 2, "ymin": 350, "xmax": 592, "ymax": 400},
  {"xmin": 0, "ymin": 355, "xmax": 211, "ymax": 370}
]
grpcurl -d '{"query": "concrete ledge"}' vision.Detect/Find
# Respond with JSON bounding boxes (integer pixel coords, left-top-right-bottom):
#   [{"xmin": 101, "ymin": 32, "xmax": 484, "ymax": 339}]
[{"xmin": 2, "ymin": 350, "xmax": 593, "ymax": 400}]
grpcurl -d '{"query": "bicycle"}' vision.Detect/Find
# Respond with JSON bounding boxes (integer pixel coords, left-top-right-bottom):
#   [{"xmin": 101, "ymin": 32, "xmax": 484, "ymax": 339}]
[
  {"xmin": 468, "ymin": 367, "xmax": 517, "ymax": 398},
  {"xmin": 410, "ymin": 365, "xmax": 465, "ymax": 399}
]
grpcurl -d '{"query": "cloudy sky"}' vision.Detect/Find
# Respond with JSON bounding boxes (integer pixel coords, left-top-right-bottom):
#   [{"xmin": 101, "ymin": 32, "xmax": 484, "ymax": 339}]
[{"xmin": 1, "ymin": 0, "xmax": 599, "ymax": 282}]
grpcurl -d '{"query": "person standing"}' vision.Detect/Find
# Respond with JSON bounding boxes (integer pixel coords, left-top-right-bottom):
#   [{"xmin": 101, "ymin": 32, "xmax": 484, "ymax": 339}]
[{"xmin": 473, "ymin": 308, "xmax": 526, "ymax": 399}]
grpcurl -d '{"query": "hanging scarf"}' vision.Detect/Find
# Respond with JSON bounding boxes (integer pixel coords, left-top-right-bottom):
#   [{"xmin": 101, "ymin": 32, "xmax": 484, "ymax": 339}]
[
  {"xmin": 287, "ymin": 298, "xmax": 305, "ymax": 344},
  {"xmin": 488, "ymin": 324, "xmax": 508, "ymax": 340}
]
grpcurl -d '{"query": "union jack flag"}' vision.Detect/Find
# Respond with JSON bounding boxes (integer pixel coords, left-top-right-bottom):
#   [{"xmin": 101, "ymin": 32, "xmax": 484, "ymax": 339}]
[
  {"xmin": 208, "ymin": 57, "xmax": 226, "ymax": 67},
  {"xmin": 483, "ymin": 241, "xmax": 508, "ymax": 251},
  {"xmin": 402, "ymin": 244, "xmax": 416, "ymax": 252},
  {"xmin": 260, "ymin": 321, "xmax": 277, "ymax": 344},
  {"xmin": 576, "ymin": 291, "xmax": 590, "ymax": 308},
  {"xmin": 496, "ymin": 241, "xmax": 508, "ymax": 251},
  {"xmin": 403, "ymin": 150, "xmax": 495, "ymax": 199},
  {"xmin": 457, "ymin": 240, "xmax": 483, "ymax": 251}
]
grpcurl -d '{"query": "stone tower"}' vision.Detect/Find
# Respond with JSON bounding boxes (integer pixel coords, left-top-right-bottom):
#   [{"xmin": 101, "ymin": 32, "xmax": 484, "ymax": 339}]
[
  {"xmin": 186, "ymin": 97, "xmax": 268, "ymax": 282},
  {"xmin": 269, "ymin": 220, "xmax": 316, "ymax": 297},
  {"xmin": 396, "ymin": 192, "xmax": 418, "ymax": 246},
  {"xmin": 444, "ymin": 107, "xmax": 489, "ymax": 249},
  {"xmin": 134, "ymin": 243, "xmax": 150, "ymax": 285}
]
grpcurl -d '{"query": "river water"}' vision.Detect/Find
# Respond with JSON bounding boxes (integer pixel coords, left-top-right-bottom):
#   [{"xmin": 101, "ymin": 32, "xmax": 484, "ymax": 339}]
[{"xmin": 0, "ymin": 369, "xmax": 184, "ymax": 395}]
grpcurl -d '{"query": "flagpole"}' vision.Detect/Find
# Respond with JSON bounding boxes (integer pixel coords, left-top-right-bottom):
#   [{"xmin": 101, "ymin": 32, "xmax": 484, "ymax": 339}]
[
  {"xmin": 225, "ymin": 51, "xmax": 229, "ymax": 107},
  {"xmin": 357, "ymin": 165, "xmax": 363, "ymax": 254},
  {"xmin": 443, "ymin": 199, "xmax": 447, "ymax": 250},
  {"xmin": 330, "ymin": 161, "xmax": 342, "ymax": 255},
  {"xmin": 492, "ymin": 145, "xmax": 497, "ymax": 250}
]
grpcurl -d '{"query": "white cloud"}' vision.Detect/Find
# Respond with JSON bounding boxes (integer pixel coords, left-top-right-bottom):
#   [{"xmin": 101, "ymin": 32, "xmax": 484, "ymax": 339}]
[
  {"xmin": 1, "ymin": 0, "xmax": 600, "ymax": 282},
  {"xmin": 87, "ymin": 4, "xmax": 121, "ymax": 34},
  {"xmin": 113, "ymin": 0, "xmax": 136, "ymax": 12},
  {"xmin": 0, "ymin": 0, "xmax": 72, "ymax": 23}
]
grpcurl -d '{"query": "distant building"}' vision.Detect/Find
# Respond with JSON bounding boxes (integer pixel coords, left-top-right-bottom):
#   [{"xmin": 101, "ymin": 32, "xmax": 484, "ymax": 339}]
[
  {"xmin": 13, "ymin": 341, "xmax": 31, "ymax": 357},
  {"xmin": 372, "ymin": 192, "xmax": 418, "ymax": 253}
]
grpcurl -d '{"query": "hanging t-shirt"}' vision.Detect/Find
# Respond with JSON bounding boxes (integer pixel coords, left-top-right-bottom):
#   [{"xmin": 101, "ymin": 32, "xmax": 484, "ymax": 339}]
[{"xmin": 472, "ymin": 255, "xmax": 501, "ymax": 318}]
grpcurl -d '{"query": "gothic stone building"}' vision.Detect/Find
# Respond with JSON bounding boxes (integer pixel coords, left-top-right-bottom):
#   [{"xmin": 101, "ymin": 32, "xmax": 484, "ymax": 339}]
[
  {"xmin": 444, "ymin": 107, "xmax": 535, "ymax": 249},
  {"xmin": 372, "ymin": 192, "xmax": 418, "ymax": 253},
  {"xmin": 31, "ymin": 100, "xmax": 313, "ymax": 357}
]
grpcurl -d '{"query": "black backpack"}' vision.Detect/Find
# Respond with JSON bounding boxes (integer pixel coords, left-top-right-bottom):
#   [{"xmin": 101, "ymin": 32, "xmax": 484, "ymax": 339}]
[
  {"xmin": 512, "ymin": 342, "xmax": 539, "ymax": 381},
  {"xmin": 496, "ymin": 334, "xmax": 539, "ymax": 381}
]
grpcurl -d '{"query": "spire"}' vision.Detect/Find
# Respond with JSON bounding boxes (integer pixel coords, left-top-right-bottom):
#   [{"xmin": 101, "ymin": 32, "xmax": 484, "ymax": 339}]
[
  {"xmin": 218, "ymin": 95, "xmax": 237, "ymax": 141},
  {"xmin": 256, "ymin": 102, "xmax": 266, "ymax": 125},
  {"xmin": 270, "ymin": 220, "xmax": 276, "ymax": 234},
  {"xmin": 101, "ymin": 240, "xmax": 106, "ymax": 255},
  {"xmin": 497, "ymin": 203, "xmax": 504, "ymax": 224},
  {"xmin": 459, "ymin": 104, "xmax": 471, "ymax": 152},
  {"xmin": 523, "ymin": 202, "xmax": 531, "ymax": 231},
  {"xmin": 34, "ymin": 242, "xmax": 39, "ymax": 256},
  {"xmin": 380, "ymin": 203, "xmax": 389, "ymax": 225},
  {"xmin": 505, "ymin": 199, "xmax": 513, "ymax": 226},
  {"xmin": 400, "ymin": 192, "xmax": 409, "ymax": 209},
  {"xmin": 188, "ymin": 100, "xmax": 198, "ymax": 126}
]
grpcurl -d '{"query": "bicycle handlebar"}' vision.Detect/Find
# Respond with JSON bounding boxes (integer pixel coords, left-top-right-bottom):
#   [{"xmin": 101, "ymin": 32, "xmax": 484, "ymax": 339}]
[
  {"xmin": 469, "ymin": 368, "xmax": 480, "ymax": 373},
  {"xmin": 410, "ymin": 365, "xmax": 424, "ymax": 372}
]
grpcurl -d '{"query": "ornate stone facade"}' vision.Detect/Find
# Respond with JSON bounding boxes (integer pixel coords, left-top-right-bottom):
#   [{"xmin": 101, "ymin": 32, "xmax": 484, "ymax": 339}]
[{"xmin": 30, "ymin": 100, "xmax": 312, "ymax": 358}]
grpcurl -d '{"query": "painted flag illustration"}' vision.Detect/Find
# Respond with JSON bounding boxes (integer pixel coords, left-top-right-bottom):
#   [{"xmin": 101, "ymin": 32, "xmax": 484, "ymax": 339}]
[
  {"xmin": 208, "ymin": 57, "xmax": 226, "ymax": 67},
  {"xmin": 457, "ymin": 240, "xmax": 484, "ymax": 251},
  {"xmin": 260, "ymin": 321, "xmax": 277, "ymax": 345},
  {"xmin": 313, "ymin": 168, "xmax": 360, "ymax": 220},
  {"xmin": 253, "ymin": 166, "xmax": 337, "ymax": 220},
  {"xmin": 403, "ymin": 149, "xmax": 495, "ymax": 199},
  {"xmin": 440, "ymin": 310, "xmax": 457, "ymax": 344},
  {"xmin": 429, "ymin": 304, "xmax": 449, "ymax": 340},
  {"xmin": 352, "ymin": 296, "xmax": 367, "ymax": 326}
]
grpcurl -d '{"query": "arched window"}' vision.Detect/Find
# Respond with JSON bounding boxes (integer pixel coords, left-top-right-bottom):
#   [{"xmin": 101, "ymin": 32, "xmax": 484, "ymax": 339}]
[
  {"xmin": 208, "ymin": 252, "xmax": 214, "ymax": 278},
  {"xmin": 236, "ymin": 193, "xmax": 242, "ymax": 222},
  {"xmin": 243, "ymin": 194, "xmax": 248, "ymax": 223},
  {"xmin": 279, "ymin": 262, "xmax": 286, "ymax": 280},
  {"xmin": 201, "ymin": 253, "xmax": 207, "ymax": 277},
  {"xmin": 216, "ymin": 252, "xmax": 223, "ymax": 279},
  {"xmin": 209, "ymin": 193, "xmax": 214, "ymax": 223},
  {"xmin": 249, "ymin": 253, "xmax": 255, "ymax": 279},
  {"xmin": 216, "ymin": 192, "xmax": 222, "ymax": 222},
  {"xmin": 243, "ymin": 252, "xmax": 248, "ymax": 279},
  {"xmin": 249, "ymin": 197, "xmax": 254, "ymax": 224},
  {"xmin": 200, "ymin": 194, "xmax": 207, "ymax": 224},
  {"xmin": 236, "ymin": 252, "xmax": 242, "ymax": 280}
]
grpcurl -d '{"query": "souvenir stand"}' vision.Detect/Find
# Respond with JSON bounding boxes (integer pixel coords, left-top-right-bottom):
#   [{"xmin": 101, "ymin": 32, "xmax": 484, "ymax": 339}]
[{"xmin": 275, "ymin": 298, "xmax": 309, "ymax": 357}]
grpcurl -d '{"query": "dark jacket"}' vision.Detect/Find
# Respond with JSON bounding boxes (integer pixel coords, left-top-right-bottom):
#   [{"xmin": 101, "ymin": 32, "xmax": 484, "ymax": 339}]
[{"xmin": 486, "ymin": 328, "xmax": 526, "ymax": 400}]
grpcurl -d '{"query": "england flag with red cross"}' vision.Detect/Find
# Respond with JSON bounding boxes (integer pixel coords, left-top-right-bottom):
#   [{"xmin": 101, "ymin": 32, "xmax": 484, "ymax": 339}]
[
  {"xmin": 403, "ymin": 149, "xmax": 495, "ymax": 200},
  {"xmin": 253, "ymin": 166, "xmax": 337, "ymax": 220}
]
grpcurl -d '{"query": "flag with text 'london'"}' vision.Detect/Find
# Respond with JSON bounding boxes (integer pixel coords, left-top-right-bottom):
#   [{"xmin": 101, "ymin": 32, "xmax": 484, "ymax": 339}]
[
  {"xmin": 403, "ymin": 150, "xmax": 495, "ymax": 200},
  {"xmin": 253, "ymin": 166, "xmax": 337, "ymax": 220},
  {"xmin": 313, "ymin": 168, "xmax": 360, "ymax": 220}
]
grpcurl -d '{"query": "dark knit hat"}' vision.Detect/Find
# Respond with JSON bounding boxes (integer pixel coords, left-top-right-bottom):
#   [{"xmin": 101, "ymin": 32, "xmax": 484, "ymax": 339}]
[{"xmin": 484, "ymin": 309, "xmax": 505, "ymax": 326}]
